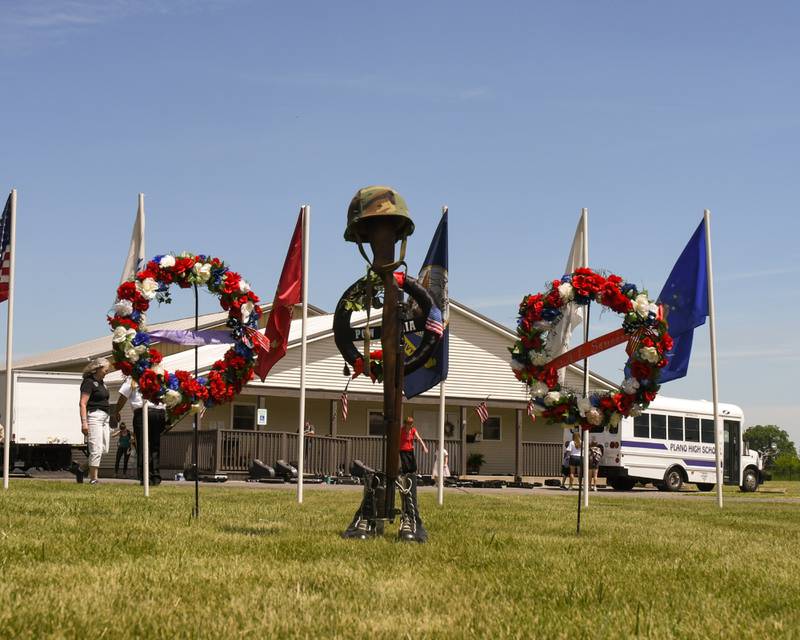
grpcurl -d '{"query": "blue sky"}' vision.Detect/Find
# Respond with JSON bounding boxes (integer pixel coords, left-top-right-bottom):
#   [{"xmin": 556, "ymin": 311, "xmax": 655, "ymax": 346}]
[{"xmin": 1, "ymin": 1, "xmax": 798, "ymax": 444}]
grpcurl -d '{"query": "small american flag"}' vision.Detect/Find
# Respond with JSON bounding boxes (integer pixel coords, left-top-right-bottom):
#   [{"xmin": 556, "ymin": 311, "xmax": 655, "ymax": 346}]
[
  {"xmin": 527, "ymin": 398, "xmax": 537, "ymax": 422},
  {"xmin": 425, "ymin": 306, "xmax": 444, "ymax": 337},
  {"xmin": 475, "ymin": 400, "xmax": 489, "ymax": 424},
  {"xmin": 0, "ymin": 195, "xmax": 12, "ymax": 304},
  {"xmin": 340, "ymin": 390, "xmax": 349, "ymax": 422}
]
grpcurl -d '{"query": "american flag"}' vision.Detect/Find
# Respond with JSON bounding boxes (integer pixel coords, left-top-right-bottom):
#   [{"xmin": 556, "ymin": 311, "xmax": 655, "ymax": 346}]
[
  {"xmin": 475, "ymin": 400, "xmax": 489, "ymax": 424},
  {"xmin": 340, "ymin": 390, "xmax": 349, "ymax": 422},
  {"xmin": 527, "ymin": 398, "xmax": 537, "ymax": 422},
  {"xmin": 425, "ymin": 306, "xmax": 444, "ymax": 337},
  {"xmin": 0, "ymin": 195, "xmax": 11, "ymax": 304}
]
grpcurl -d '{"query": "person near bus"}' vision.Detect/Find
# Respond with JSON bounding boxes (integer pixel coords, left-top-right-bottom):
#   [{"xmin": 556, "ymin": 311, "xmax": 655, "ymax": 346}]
[
  {"xmin": 567, "ymin": 431, "xmax": 582, "ymax": 490},
  {"xmin": 589, "ymin": 438, "xmax": 604, "ymax": 491},
  {"xmin": 78, "ymin": 358, "xmax": 112, "ymax": 485},
  {"xmin": 560, "ymin": 440, "xmax": 571, "ymax": 489}
]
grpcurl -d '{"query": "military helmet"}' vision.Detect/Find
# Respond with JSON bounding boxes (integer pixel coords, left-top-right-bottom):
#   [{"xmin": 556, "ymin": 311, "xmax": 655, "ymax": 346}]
[{"xmin": 344, "ymin": 186, "xmax": 415, "ymax": 243}]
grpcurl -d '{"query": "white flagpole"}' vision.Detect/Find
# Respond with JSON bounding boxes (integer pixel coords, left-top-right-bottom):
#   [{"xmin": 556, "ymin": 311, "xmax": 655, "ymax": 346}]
[
  {"xmin": 297, "ymin": 205, "xmax": 310, "ymax": 504},
  {"xmin": 581, "ymin": 208, "xmax": 590, "ymax": 508},
  {"xmin": 704, "ymin": 210, "xmax": 723, "ymax": 508},
  {"xmin": 137, "ymin": 194, "xmax": 150, "ymax": 498},
  {"xmin": 2, "ymin": 189, "xmax": 18, "ymax": 490}
]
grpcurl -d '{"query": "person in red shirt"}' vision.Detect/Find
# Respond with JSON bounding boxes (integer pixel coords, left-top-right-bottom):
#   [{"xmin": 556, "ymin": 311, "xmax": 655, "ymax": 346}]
[{"xmin": 399, "ymin": 415, "xmax": 429, "ymax": 474}]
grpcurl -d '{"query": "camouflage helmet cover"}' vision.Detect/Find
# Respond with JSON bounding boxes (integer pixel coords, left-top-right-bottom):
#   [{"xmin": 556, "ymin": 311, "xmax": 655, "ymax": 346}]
[{"xmin": 344, "ymin": 185, "xmax": 415, "ymax": 243}]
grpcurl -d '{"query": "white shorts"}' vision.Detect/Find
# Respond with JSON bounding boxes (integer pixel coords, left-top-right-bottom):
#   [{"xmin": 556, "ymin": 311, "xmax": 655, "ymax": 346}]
[{"xmin": 87, "ymin": 410, "xmax": 110, "ymax": 467}]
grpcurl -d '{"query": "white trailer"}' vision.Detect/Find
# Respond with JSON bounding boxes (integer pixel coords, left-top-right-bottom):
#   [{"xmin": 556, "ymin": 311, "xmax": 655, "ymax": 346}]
[
  {"xmin": 0, "ymin": 370, "xmax": 84, "ymax": 470},
  {"xmin": 577, "ymin": 395, "xmax": 764, "ymax": 492}
]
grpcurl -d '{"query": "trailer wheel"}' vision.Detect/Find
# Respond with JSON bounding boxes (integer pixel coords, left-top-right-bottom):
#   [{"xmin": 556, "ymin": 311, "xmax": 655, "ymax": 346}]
[
  {"xmin": 696, "ymin": 483, "xmax": 715, "ymax": 492},
  {"xmin": 663, "ymin": 467, "xmax": 684, "ymax": 492},
  {"xmin": 608, "ymin": 477, "xmax": 635, "ymax": 491},
  {"xmin": 740, "ymin": 467, "xmax": 758, "ymax": 493}
]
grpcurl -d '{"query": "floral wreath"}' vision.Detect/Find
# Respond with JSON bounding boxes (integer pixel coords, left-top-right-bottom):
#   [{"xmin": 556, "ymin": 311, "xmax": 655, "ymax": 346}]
[
  {"xmin": 509, "ymin": 267, "xmax": 672, "ymax": 431},
  {"xmin": 109, "ymin": 253, "xmax": 262, "ymax": 424}
]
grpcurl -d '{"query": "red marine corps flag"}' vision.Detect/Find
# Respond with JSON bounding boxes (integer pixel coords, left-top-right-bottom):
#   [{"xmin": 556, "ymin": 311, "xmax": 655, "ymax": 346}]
[{"xmin": 255, "ymin": 209, "xmax": 304, "ymax": 381}]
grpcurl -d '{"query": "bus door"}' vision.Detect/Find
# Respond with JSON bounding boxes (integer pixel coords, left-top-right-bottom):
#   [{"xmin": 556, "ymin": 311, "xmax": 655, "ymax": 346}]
[{"xmin": 723, "ymin": 420, "xmax": 740, "ymax": 484}]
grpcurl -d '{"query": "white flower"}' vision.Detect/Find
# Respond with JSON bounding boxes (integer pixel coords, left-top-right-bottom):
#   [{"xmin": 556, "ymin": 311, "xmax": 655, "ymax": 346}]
[
  {"xmin": 151, "ymin": 365, "xmax": 165, "ymax": 376},
  {"xmin": 558, "ymin": 282, "xmax": 574, "ymax": 303},
  {"xmin": 544, "ymin": 391, "xmax": 561, "ymax": 407},
  {"xmin": 134, "ymin": 344, "xmax": 149, "ymax": 355},
  {"xmin": 124, "ymin": 347, "xmax": 139, "ymax": 362},
  {"xmin": 621, "ymin": 377, "xmax": 640, "ymax": 395},
  {"xmin": 609, "ymin": 412, "xmax": 622, "ymax": 428},
  {"xmin": 159, "ymin": 255, "xmax": 176, "ymax": 268},
  {"xmin": 114, "ymin": 300, "xmax": 133, "ymax": 317},
  {"xmin": 577, "ymin": 397, "xmax": 593, "ymax": 417},
  {"xmin": 190, "ymin": 401, "xmax": 205, "ymax": 415},
  {"xmin": 241, "ymin": 301, "xmax": 255, "ymax": 324},
  {"xmin": 638, "ymin": 346, "xmax": 660, "ymax": 364},
  {"xmin": 238, "ymin": 279, "xmax": 251, "ymax": 293},
  {"xmin": 529, "ymin": 352, "xmax": 549, "ymax": 366},
  {"xmin": 138, "ymin": 278, "xmax": 158, "ymax": 300},
  {"xmin": 586, "ymin": 408, "xmax": 603, "ymax": 426},
  {"xmin": 112, "ymin": 326, "xmax": 135, "ymax": 343},
  {"xmin": 633, "ymin": 294, "xmax": 650, "ymax": 318},
  {"xmin": 510, "ymin": 358, "xmax": 525, "ymax": 372},
  {"xmin": 531, "ymin": 381, "xmax": 549, "ymax": 397},
  {"xmin": 193, "ymin": 262, "xmax": 212, "ymax": 283},
  {"xmin": 164, "ymin": 389, "xmax": 182, "ymax": 408}
]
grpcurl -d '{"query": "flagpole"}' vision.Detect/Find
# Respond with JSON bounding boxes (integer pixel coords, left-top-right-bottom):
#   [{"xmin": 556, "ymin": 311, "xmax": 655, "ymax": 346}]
[
  {"xmin": 137, "ymin": 194, "xmax": 150, "ymax": 498},
  {"xmin": 297, "ymin": 205, "xmax": 309, "ymax": 504},
  {"xmin": 581, "ymin": 208, "xmax": 590, "ymax": 508},
  {"xmin": 192, "ymin": 284, "xmax": 200, "ymax": 518},
  {"xmin": 704, "ymin": 210, "xmax": 723, "ymax": 508},
  {"xmin": 2, "ymin": 189, "xmax": 17, "ymax": 490},
  {"xmin": 436, "ymin": 205, "xmax": 448, "ymax": 506}
]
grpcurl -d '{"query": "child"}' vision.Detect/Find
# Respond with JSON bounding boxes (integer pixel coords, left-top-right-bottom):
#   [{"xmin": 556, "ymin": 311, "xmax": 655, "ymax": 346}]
[
  {"xmin": 399, "ymin": 416, "xmax": 428, "ymax": 474},
  {"xmin": 560, "ymin": 440, "xmax": 571, "ymax": 489},
  {"xmin": 112, "ymin": 422, "xmax": 132, "ymax": 478}
]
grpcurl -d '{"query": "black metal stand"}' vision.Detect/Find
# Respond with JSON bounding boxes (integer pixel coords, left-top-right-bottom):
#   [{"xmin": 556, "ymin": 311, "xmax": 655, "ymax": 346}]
[
  {"xmin": 576, "ymin": 302, "xmax": 591, "ymax": 536},
  {"xmin": 192, "ymin": 284, "xmax": 200, "ymax": 519}
]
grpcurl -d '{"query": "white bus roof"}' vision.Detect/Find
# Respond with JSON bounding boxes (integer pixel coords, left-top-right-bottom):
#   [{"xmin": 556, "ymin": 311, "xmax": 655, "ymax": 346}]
[{"xmin": 644, "ymin": 395, "xmax": 744, "ymax": 420}]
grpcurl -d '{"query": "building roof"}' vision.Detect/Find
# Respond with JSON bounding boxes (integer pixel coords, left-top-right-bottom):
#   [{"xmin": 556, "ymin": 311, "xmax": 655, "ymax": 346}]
[{"xmin": 5, "ymin": 303, "xmax": 326, "ymax": 372}]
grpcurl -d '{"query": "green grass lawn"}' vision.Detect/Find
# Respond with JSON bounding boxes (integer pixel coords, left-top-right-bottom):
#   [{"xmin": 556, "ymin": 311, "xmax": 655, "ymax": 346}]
[{"xmin": 1, "ymin": 481, "xmax": 798, "ymax": 639}]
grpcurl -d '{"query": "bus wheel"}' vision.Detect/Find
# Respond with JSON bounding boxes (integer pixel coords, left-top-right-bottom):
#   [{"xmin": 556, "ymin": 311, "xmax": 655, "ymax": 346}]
[
  {"xmin": 696, "ymin": 483, "xmax": 714, "ymax": 492},
  {"xmin": 740, "ymin": 468, "xmax": 758, "ymax": 493},
  {"xmin": 663, "ymin": 467, "xmax": 684, "ymax": 492},
  {"xmin": 608, "ymin": 478, "xmax": 635, "ymax": 491}
]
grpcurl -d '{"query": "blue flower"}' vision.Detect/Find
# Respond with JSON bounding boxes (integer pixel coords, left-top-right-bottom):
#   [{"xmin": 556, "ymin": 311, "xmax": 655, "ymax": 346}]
[
  {"xmin": 197, "ymin": 377, "xmax": 208, "ymax": 386},
  {"xmin": 167, "ymin": 374, "xmax": 180, "ymax": 390},
  {"xmin": 621, "ymin": 283, "xmax": 638, "ymax": 297},
  {"xmin": 234, "ymin": 342, "xmax": 253, "ymax": 359},
  {"xmin": 541, "ymin": 307, "xmax": 560, "ymax": 321},
  {"xmin": 132, "ymin": 332, "xmax": 150, "ymax": 347}
]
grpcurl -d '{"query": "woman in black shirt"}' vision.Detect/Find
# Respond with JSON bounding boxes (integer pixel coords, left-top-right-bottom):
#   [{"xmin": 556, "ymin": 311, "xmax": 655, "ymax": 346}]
[{"xmin": 79, "ymin": 358, "xmax": 111, "ymax": 484}]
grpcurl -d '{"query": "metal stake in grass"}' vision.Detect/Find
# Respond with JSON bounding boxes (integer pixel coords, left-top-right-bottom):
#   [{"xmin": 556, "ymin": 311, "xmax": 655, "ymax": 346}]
[{"xmin": 192, "ymin": 283, "xmax": 200, "ymax": 519}]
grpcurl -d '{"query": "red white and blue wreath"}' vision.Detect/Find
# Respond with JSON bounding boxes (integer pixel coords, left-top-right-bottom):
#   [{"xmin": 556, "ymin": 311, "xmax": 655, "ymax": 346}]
[
  {"xmin": 509, "ymin": 268, "xmax": 672, "ymax": 431},
  {"xmin": 109, "ymin": 253, "xmax": 263, "ymax": 424}
]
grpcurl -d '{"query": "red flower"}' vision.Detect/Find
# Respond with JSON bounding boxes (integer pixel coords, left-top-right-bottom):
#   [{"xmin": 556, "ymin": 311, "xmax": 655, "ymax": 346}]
[
  {"xmin": 139, "ymin": 369, "xmax": 161, "ymax": 396},
  {"xmin": 221, "ymin": 272, "xmax": 241, "ymax": 295},
  {"xmin": 148, "ymin": 349, "xmax": 163, "ymax": 364},
  {"xmin": 117, "ymin": 361, "xmax": 133, "ymax": 375},
  {"xmin": 116, "ymin": 282, "xmax": 137, "ymax": 301},
  {"xmin": 643, "ymin": 390, "xmax": 657, "ymax": 402},
  {"xmin": 631, "ymin": 361, "xmax": 651, "ymax": 380}
]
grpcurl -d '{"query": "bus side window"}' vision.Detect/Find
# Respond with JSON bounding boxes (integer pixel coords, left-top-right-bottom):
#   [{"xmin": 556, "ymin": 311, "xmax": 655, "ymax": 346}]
[
  {"xmin": 685, "ymin": 417, "xmax": 700, "ymax": 442},
  {"xmin": 701, "ymin": 419, "xmax": 715, "ymax": 443},
  {"xmin": 633, "ymin": 413, "xmax": 650, "ymax": 438},
  {"xmin": 668, "ymin": 415, "xmax": 683, "ymax": 441},
  {"xmin": 651, "ymin": 414, "xmax": 667, "ymax": 439}
]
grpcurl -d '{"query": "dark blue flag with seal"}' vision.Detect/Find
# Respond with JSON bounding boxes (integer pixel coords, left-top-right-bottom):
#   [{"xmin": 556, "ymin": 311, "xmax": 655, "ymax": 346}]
[
  {"xmin": 404, "ymin": 211, "xmax": 448, "ymax": 398},
  {"xmin": 657, "ymin": 219, "xmax": 709, "ymax": 383}
]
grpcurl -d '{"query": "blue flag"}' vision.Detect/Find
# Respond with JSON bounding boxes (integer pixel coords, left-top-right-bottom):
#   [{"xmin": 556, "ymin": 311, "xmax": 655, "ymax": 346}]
[
  {"xmin": 404, "ymin": 211, "xmax": 449, "ymax": 398},
  {"xmin": 657, "ymin": 220, "xmax": 709, "ymax": 383}
]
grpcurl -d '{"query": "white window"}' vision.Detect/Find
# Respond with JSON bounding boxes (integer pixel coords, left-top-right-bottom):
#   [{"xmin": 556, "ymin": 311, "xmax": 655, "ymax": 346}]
[
  {"xmin": 482, "ymin": 416, "xmax": 501, "ymax": 441},
  {"xmin": 232, "ymin": 404, "xmax": 256, "ymax": 430},
  {"xmin": 368, "ymin": 411, "xmax": 384, "ymax": 436}
]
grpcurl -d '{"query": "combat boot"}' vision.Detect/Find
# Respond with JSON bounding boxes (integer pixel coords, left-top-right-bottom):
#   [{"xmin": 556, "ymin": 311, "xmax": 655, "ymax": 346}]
[
  {"xmin": 397, "ymin": 473, "xmax": 427, "ymax": 543},
  {"xmin": 342, "ymin": 473, "xmax": 379, "ymax": 539}
]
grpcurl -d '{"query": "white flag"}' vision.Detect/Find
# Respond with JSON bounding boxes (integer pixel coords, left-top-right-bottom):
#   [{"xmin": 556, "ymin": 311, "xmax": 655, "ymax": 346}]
[
  {"xmin": 119, "ymin": 194, "xmax": 146, "ymax": 285},
  {"xmin": 548, "ymin": 210, "xmax": 587, "ymax": 382}
]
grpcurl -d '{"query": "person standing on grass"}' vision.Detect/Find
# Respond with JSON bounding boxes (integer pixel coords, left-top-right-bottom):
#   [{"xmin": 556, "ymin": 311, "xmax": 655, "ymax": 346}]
[
  {"xmin": 78, "ymin": 358, "xmax": 112, "ymax": 485},
  {"xmin": 399, "ymin": 416, "xmax": 428, "ymax": 474},
  {"xmin": 431, "ymin": 447, "xmax": 450, "ymax": 481},
  {"xmin": 112, "ymin": 422, "xmax": 132, "ymax": 478},
  {"xmin": 589, "ymin": 438, "xmax": 604, "ymax": 491},
  {"xmin": 114, "ymin": 376, "xmax": 167, "ymax": 486},
  {"xmin": 567, "ymin": 431, "xmax": 582, "ymax": 490},
  {"xmin": 560, "ymin": 440, "xmax": 571, "ymax": 489}
]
